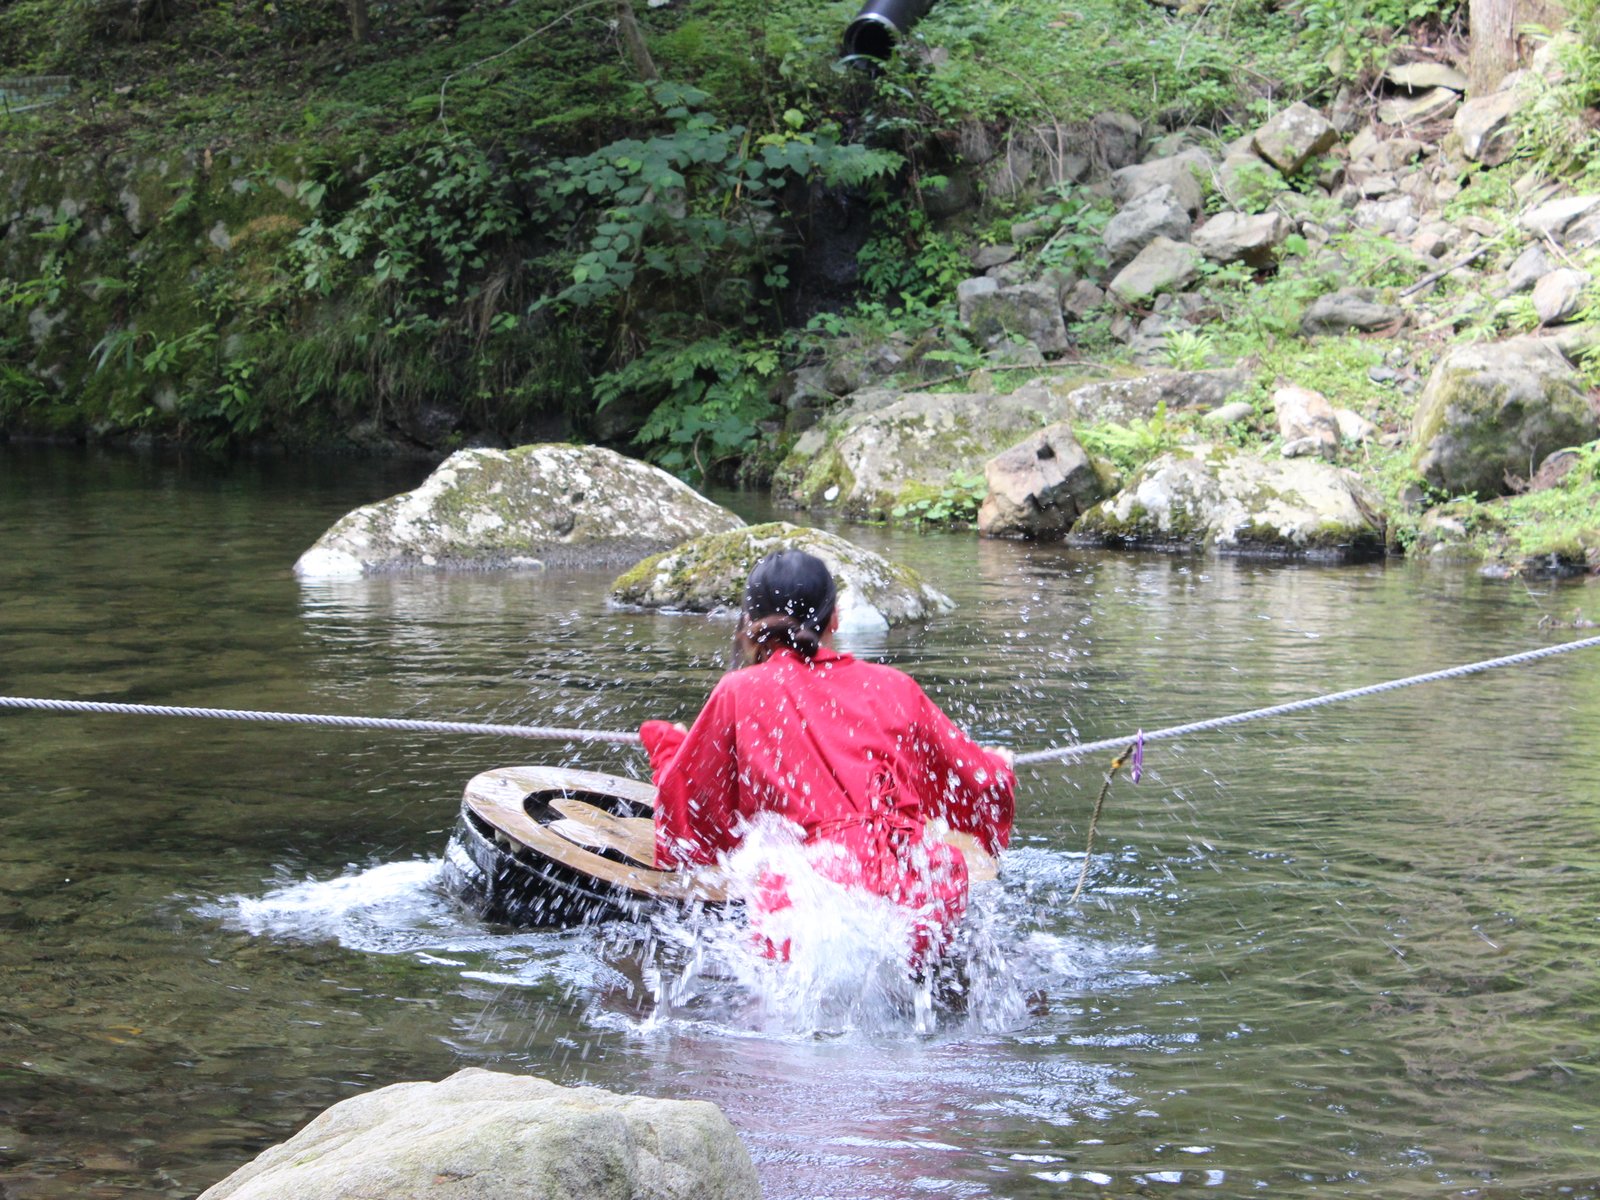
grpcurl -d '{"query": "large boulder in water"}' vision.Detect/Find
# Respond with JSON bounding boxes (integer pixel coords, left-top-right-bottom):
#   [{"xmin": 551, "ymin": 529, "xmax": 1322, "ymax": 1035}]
[
  {"xmin": 610, "ymin": 522, "xmax": 953, "ymax": 635},
  {"xmin": 771, "ymin": 381, "xmax": 1076, "ymax": 520},
  {"xmin": 772, "ymin": 371, "xmax": 1249, "ymax": 521},
  {"xmin": 977, "ymin": 422, "xmax": 1114, "ymax": 539},
  {"xmin": 197, "ymin": 1067, "xmax": 760, "ymax": 1200},
  {"xmin": 294, "ymin": 445, "xmax": 743, "ymax": 578},
  {"xmin": 1411, "ymin": 337, "xmax": 1598, "ymax": 498},
  {"xmin": 1070, "ymin": 445, "xmax": 1386, "ymax": 559}
]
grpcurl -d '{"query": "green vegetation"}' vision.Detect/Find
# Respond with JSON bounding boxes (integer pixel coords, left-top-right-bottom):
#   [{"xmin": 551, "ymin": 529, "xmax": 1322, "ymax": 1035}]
[
  {"xmin": 0, "ymin": 0, "xmax": 1473, "ymax": 463},
  {"xmin": 1, "ymin": 0, "xmax": 1597, "ymax": 575}
]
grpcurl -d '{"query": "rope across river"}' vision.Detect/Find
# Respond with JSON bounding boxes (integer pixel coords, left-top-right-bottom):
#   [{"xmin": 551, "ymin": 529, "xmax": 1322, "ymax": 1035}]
[{"xmin": 4, "ymin": 633, "xmax": 1598, "ymax": 762}]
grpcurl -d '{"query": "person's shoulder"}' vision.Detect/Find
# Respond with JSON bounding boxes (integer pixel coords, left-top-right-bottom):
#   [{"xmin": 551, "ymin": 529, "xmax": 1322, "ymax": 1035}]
[{"xmin": 835, "ymin": 654, "xmax": 919, "ymax": 690}]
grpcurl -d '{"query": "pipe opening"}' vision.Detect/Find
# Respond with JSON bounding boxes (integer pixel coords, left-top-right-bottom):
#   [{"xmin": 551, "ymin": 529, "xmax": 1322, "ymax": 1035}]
[{"xmin": 841, "ymin": 15, "xmax": 899, "ymax": 62}]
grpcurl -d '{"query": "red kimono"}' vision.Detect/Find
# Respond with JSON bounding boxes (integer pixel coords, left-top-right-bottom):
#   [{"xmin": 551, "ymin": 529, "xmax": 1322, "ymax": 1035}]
[{"xmin": 640, "ymin": 647, "xmax": 1015, "ymax": 958}]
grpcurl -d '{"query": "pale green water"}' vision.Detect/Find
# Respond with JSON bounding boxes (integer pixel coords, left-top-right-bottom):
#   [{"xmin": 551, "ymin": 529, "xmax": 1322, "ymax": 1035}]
[{"xmin": 2, "ymin": 444, "xmax": 1598, "ymax": 1199}]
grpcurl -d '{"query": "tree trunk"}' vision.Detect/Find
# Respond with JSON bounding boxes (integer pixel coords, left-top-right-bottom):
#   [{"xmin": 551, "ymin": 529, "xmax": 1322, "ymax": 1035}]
[
  {"xmin": 349, "ymin": 0, "xmax": 371, "ymax": 45},
  {"xmin": 614, "ymin": 0, "xmax": 658, "ymax": 82},
  {"xmin": 1468, "ymin": 0, "xmax": 1520, "ymax": 94}
]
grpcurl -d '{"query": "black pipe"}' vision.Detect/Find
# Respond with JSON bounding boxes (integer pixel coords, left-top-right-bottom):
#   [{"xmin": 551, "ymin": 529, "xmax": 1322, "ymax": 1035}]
[{"xmin": 841, "ymin": 0, "xmax": 936, "ymax": 63}]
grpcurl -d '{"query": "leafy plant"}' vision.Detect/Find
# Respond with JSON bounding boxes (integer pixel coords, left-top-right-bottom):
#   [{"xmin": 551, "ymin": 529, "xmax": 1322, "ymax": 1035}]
[
  {"xmin": 856, "ymin": 198, "xmax": 968, "ymax": 316},
  {"xmin": 1162, "ymin": 329, "xmax": 1216, "ymax": 371},
  {"xmin": 1077, "ymin": 403, "xmax": 1179, "ymax": 473},
  {"xmin": 594, "ymin": 337, "xmax": 780, "ymax": 483},
  {"xmin": 891, "ymin": 469, "xmax": 988, "ymax": 527}
]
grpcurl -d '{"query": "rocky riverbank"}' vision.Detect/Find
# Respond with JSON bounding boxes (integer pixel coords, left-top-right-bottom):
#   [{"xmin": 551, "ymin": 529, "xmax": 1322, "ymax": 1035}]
[{"xmin": 770, "ymin": 34, "xmax": 1600, "ymax": 577}]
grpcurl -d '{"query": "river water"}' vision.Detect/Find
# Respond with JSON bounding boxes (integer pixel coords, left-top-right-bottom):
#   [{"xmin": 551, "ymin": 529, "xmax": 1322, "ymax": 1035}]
[{"xmin": 2, "ymin": 444, "xmax": 1597, "ymax": 1200}]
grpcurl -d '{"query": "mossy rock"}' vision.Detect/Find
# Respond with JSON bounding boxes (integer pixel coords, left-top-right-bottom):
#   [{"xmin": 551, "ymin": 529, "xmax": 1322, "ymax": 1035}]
[
  {"xmin": 1411, "ymin": 338, "xmax": 1598, "ymax": 499},
  {"xmin": 293, "ymin": 444, "xmax": 743, "ymax": 577},
  {"xmin": 610, "ymin": 522, "xmax": 954, "ymax": 634},
  {"xmin": 1070, "ymin": 444, "xmax": 1387, "ymax": 559}
]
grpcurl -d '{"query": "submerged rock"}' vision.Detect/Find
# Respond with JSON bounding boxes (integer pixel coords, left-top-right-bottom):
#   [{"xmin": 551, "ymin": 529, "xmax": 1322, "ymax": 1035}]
[
  {"xmin": 293, "ymin": 445, "xmax": 742, "ymax": 578},
  {"xmin": 610, "ymin": 522, "xmax": 953, "ymax": 635},
  {"xmin": 1070, "ymin": 445, "xmax": 1387, "ymax": 559},
  {"xmin": 197, "ymin": 1067, "xmax": 760, "ymax": 1200}
]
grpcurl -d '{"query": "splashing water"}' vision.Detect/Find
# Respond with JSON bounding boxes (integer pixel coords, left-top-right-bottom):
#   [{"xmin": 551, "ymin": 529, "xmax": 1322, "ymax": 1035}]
[
  {"xmin": 198, "ymin": 829, "xmax": 1060, "ymax": 1041},
  {"xmin": 637, "ymin": 816, "xmax": 1033, "ymax": 1038}
]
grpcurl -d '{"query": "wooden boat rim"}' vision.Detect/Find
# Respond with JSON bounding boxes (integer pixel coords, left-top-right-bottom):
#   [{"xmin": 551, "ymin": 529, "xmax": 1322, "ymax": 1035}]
[
  {"xmin": 462, "ymin": 765, "xmax": 999, "ymax": 904},
  {"xmin": 462, "ymin": 765, "xmax": 730, "ymax": 903}
]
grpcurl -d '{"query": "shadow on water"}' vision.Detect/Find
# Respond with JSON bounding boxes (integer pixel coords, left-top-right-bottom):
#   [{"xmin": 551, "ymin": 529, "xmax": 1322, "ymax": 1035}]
[{"xmin": 3, "ymin": 448, "xmax": 1599, "ymax": 1198}]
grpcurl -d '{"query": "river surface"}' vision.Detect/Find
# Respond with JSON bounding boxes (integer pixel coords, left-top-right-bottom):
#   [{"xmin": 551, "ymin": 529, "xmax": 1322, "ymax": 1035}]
[{"xmin": 2, "ymin": 444, "xmax": 1598, "ymax": 1200}]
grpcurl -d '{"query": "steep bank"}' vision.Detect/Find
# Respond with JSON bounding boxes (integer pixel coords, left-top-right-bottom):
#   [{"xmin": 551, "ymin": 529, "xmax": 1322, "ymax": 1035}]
[{"xmin": 3, "ymin": 0, "xmax": 1599, "ymax": 578}]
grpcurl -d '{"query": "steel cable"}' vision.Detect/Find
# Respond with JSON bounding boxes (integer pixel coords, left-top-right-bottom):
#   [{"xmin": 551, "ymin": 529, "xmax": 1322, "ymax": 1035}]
[{"xmin": 4, "ymin": 633, "xmax": 1598, "ymax": 761}]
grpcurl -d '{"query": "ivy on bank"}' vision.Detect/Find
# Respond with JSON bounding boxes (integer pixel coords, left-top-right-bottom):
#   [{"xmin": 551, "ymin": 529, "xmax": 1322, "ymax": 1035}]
[{"xmin": 281, "ymin": 83, "xmax": 899, "ymax": 476}]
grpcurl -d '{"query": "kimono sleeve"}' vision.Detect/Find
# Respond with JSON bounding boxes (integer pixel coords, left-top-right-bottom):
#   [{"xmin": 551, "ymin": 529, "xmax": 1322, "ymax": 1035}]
[
  {"xmin": 915, "ymin": 688, "xmax": 1016, "ymax": 856},
  {"xmin": 644, "ymin": 681, "xmax": 744, "ymax": 869}
]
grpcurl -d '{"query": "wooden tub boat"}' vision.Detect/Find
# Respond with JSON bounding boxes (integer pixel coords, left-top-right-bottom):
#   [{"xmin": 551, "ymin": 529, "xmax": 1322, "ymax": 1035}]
[
  {"xmin": 440, "ymin": 765, "xmax": 725, "ymax": 927},
  {"xmin": 440, "ymin": 764, "xmax": 999, "ymax": 928}
]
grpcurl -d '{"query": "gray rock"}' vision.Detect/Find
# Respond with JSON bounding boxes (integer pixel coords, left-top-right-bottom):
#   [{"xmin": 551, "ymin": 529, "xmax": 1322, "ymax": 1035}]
[
  {"xmin": 1518, "ymin": 194, "xmax": 1600, "ymax": 241},
  {"xmin": 1300, "ymin": 288, "xmax": 1404, "ymax": 335},
  {"xmin": 611, "ymin": 522, "xmax": 951, "ymax": 635},
  {"xmin": 1102, "ymin": 185, "xmax": 1191, "ymax": 265},
  {"xmin": 1070, "ymin": 445, "xmax": 1386, "ymax": 559},
  {"xmin": 972, "ymin": 244, "xmax": 1017, "ymax": 270},
  {"xmin": 1063, "ymin": 278, "xmax": 1107, "ymax": 318},
  {"xmin": 1551, "ymin": 319, "xmax": 1600, "ymax": 363},
  {"xmin": 1453, "ymin": 90, "xmax": 1523, "ymax": 164},
  {"xmin": 1274, "ymin": 386, "xmax": 1340, "ymax": 458},
  {"xmin": 1334, "ymin": 408, "xmax": 1378, "ymax": 444},
  {"xmin": 1354, "ymin": 171, "xmax": 1400, "ymax": 198},
  {"xmin": 1347, "ymin": 125, "xmax": 1382, "ymax": 161},
  {"xmin": 1563, "ymin": 208, "xmax": 1600, "ymax": 249},
  {"xmin": 293, "ymin": 445, "xmax": 742, "ymax": 578},
  {"xmin": 1110, "ymin": 149, "xmax": 1215, "ymax": 217},
  {"xmin": 958, "ymin": 279, "xmax": 1069, "ymax": 353},
  {"xmin": 198, "ymin": 1068, "xmax": 760, "ymax": 1200},
  {"xmin": 1216, "ymin": 154, "xmax": 1289, "ymax": 209},
  {"xmin": 1065, "ymin": 369, "xmax": 1251, "ymax": 424},
  {"xmin": 1353, "ymin": 195, "xmax": 1418, "ymax": 238},
  {"xmin": 1202, "ymin": 400, "xmax": 1257, "ymax": 427},
  {"xmin": 1368, "ymin": 137, "xmax": 1426, "ymax": 171},
  {"xmin": 1376, "ymin": 87, "xmax": 1459, "ymax": 127},
  {"xmin": 1108, "ymin": 236, "xmax": 1203, "ymax": 304},
  {"xmin": 1412, "ymin": 337, "xmax": 1599, "ymax": 497},
  {"xmin": 1090, "ymin": 112, "xmax": 1144, "ymax": 172},
  {"xmin": 1384, "ymin": 61, "xmax": 1469, "ymax": 92},
  {"xmin": 956, "ymin": 276, "xmax": 1000, "ymax": 313},
  {"xmin": 1410, "ymin": 221, "xmax": 1456, "ymax": 259},
  {"xmin": 773, "ymin": 383, "xmax": 1071, "ymax": 518},
  {"xmin": 1251, "ymin": 102, "xmax": 1339, "ymax": 175},
  {"xmin": 1192, "ymin": 210, "xmax": 1292, "ymax": 267},
  {"xmin": 1531, "ymin": 268, "xmax": 1591, "ymax": 325},
  {"xmin": 977, "ymin": 423, "xmax": 1110, "ymax": 539}
]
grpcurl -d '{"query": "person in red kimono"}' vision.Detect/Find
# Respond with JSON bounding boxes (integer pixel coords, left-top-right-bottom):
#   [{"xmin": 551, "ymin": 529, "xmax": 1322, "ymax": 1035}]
[{"xmin": 639, "ymin": 548, "xmax": 1015, "ymax": 961}]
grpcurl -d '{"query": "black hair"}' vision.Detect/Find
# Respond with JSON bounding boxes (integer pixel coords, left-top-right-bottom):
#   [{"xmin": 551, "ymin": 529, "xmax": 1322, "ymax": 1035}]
[{"xmin": 733, "ymin": 549, "xmax": 838, "ymax": 666}]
